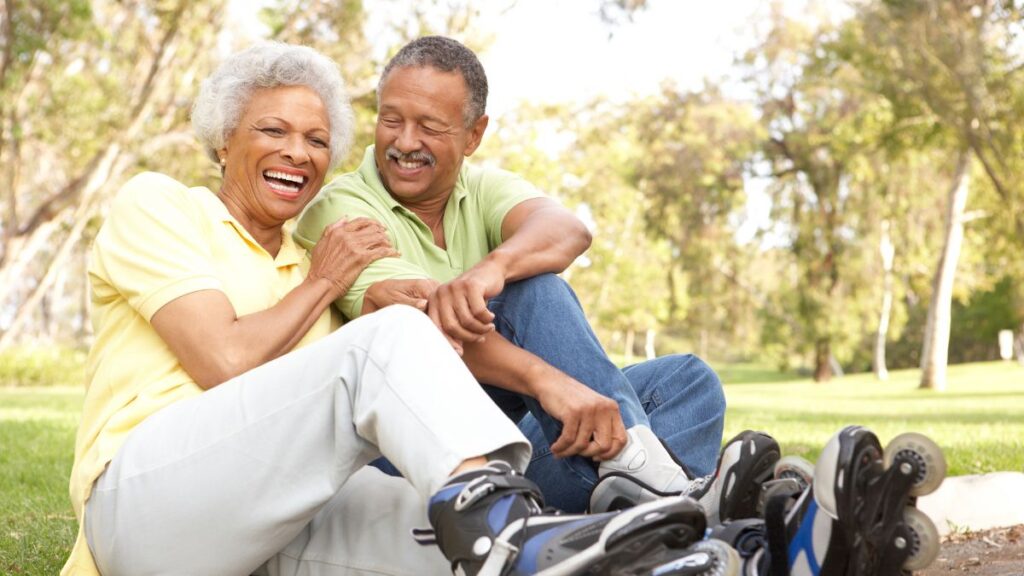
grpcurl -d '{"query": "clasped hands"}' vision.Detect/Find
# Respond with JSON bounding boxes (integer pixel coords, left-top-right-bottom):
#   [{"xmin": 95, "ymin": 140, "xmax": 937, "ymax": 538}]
[{"xmin": 363, "ymin": 261, "xmax": 627, "ymax": 461}]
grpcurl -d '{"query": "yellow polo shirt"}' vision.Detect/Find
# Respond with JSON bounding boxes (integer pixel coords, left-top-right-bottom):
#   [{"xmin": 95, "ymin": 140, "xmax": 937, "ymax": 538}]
[{"xmin": 62, "ymin": 172, "xmax": 333, "ymax": 575}]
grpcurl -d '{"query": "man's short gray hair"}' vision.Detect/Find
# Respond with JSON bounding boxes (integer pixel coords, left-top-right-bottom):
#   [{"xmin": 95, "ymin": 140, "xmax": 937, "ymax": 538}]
[
  {"xmin": 192, "ymin": 42, "xmax": 354, "ymax": 171},
  {"xmin": 377, "ymin": 36, "xmax": 488, "ymax": 127}
]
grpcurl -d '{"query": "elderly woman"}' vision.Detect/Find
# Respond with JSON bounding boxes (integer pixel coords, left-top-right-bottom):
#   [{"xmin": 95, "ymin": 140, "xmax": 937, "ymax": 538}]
[{"xmin": 61, "ymin": 42, "xmax": 712, "ymax": 576}]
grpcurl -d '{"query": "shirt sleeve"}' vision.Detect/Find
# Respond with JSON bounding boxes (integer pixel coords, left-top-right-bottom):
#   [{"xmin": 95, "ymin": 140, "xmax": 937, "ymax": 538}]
[
  {"xmin": 295, "ymin": 191, "xmax": 429, "ymax": 320},
  {"xmin": 90, "ymin": 172, "xmax": 222, "ymax": 322},
  {"xmin": 476, "ymin": 169, "xmax": 548, "ymax": 249}
]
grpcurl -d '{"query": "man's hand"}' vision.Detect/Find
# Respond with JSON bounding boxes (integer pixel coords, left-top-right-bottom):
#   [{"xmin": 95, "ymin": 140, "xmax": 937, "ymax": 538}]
[
  {"xmin": 362, "ymin": 278, "xmax": 439, "ymax": 315},
  {"xmin": 427, "ymin": 258, "xmax": 506, "ymax": 346},
  {"xmin": 530, "ymin": 368, "xmax": 627, "ymax": 461}
]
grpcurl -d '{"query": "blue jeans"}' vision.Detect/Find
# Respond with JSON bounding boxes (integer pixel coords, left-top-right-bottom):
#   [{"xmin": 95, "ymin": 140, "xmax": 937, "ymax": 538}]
[{"xmin": 372, "ymin": 274, "xmax": 726, "ymax": 512}]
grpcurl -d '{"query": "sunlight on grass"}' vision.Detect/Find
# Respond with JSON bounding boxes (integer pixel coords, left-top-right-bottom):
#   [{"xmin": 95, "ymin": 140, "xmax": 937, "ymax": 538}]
[{"xmin": 720, "ymin": 361, "xmax": 1024, "ymax": 474}]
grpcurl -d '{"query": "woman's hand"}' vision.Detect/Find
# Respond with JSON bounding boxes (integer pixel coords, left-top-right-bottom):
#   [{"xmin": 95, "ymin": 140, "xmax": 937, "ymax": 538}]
[{"xmin": 307, "ymin": 217, "xmax": 398, "ymax": 300}]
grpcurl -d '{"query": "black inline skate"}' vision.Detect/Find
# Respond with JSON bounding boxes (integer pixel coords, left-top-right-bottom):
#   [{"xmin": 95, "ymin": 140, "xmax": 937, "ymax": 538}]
[
  {"xmin": 712, "ymin": 426, "xmax": 946, "ymax": 575},
  {"xmin": 424, "ymin": 461, "xmax": 721, "ymax": 576}
]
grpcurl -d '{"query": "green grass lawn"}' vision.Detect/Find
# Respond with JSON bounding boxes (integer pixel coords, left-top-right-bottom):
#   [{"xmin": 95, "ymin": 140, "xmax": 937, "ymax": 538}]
[
  {"xmin": 716, "ymin": 360, "xmax": 1024, "ymax": 474},
  {"xmin": 1, "ymin": 361, "xmax": 1022, "ymax": 573},
  {"xmin": 1, "ymin": 387, "xmax": 80, "ymax": 574}
]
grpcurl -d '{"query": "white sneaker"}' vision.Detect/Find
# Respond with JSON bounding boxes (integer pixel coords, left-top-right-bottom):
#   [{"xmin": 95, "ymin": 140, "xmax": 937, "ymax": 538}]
[
  {"xmin": 590, "ymin": 427, "xmax": 781, "ymax": 527},
  {"xmin": 589, "ymin": 426, "xmax": 710, "ymax": 513}
]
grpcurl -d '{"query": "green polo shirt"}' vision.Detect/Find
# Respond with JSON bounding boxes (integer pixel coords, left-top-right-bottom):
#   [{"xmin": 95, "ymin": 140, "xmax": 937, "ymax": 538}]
[{"xmin": 295, "ymin": 146, "xmax": 545, "ymax": 320}]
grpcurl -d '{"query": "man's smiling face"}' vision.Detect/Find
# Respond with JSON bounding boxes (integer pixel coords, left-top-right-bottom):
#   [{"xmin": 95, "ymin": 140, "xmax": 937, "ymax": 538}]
[{"xmin": 374, "ymin": 65, "xmax": 487, "ymax": 207}]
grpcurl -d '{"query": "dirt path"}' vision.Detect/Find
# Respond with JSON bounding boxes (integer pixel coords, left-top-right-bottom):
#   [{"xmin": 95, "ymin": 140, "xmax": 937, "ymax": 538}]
[{"xmin": 920, "ymin": 526, "xmax": 1024, "ymax": 575}]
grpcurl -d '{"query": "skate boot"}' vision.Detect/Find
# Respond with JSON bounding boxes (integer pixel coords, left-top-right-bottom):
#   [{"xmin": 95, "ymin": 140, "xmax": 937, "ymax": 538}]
[
  {"xmin": 424, "ymin": 460, "xmax": 710, "ymax": 576},
  {"xmin": 717, "ymin": 426, "xmax": 946, "ymax": 575},
  {"xmin": 590, "ymin": 427, "xmax": 781, "ymax": 526}
]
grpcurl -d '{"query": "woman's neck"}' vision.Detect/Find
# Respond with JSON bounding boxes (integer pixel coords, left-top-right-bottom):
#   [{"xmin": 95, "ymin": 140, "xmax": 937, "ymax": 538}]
[{"xmin": 217, "ymin": 187, "xmax": 283, "ymax": 258}]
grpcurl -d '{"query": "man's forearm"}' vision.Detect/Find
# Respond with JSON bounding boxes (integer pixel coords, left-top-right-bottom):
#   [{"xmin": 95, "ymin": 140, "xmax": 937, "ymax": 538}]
[
  {"xmin": 492, "ymin": 204, "xmax": 592, "ymax": 282},
  {"xmin": 460, "ymin": 331, "xmax": 550, "ymax": 397}
]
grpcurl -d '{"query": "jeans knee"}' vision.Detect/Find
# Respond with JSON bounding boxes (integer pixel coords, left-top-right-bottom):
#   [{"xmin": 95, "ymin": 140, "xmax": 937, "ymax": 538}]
[
  {"xmin": 501, "ymin": 273, "xmax": 566, "ymax": 299},
  {"xmin": 657, "ymin": 353, "xmax": 726, "ymax": 417},
  {"xmin": 687, "ymin": 354, "xmax": 726, "ymax": 417},
  {"xmin": 493, "ymin": 273, "xmax": 574, "ymax": 311}
]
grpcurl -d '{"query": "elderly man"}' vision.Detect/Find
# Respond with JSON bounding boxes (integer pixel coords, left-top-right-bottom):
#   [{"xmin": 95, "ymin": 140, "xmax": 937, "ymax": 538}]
[{"xmin": 296, "ymin": 36, "xmax": 772, "ymax": 519}]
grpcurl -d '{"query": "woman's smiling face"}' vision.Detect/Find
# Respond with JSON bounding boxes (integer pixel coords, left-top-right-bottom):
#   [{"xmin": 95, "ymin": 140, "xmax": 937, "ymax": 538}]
[{"xmin": 219, "ymin": 85, "xmax": 331, "ymax": 228}]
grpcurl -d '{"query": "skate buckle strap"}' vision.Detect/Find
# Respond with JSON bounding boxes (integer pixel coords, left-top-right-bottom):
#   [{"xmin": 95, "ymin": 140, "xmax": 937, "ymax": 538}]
[
  {"xmin": 475, "ymin": 538, "xmax": 519, "ymax": 576},
  {"xmin": 455, "ymin": 476, "xmax": 495, "ymax": 511},
  {"xmin": 764, "ymin": 491, "xmax": 792, "ymax": 576},
  {"xmin": 455, "ymin": 474, "xmax": 543, "ymax": 512},
  {"xmin": 411, "ymin": 527, "xmax": 437, "ymax": 546}
]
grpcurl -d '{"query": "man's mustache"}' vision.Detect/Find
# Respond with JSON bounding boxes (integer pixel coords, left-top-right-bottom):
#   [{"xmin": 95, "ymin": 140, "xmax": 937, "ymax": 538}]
[{"xmin": 385, "ymin": 146, "xmax": 437, "ymax": 167}]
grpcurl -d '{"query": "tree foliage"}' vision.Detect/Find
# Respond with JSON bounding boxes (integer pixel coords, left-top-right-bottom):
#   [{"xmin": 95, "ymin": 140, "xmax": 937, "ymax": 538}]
[{"xmin": 1, "ymin": 0, "xmax": 1022, "ymax": 381}]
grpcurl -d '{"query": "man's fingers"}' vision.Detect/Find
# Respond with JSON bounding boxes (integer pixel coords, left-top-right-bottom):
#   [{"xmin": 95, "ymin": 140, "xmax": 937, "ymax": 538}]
[
  {"xmin": 435, "ymin": 290, "xmax": 488, "ymax": 342},
  {"xmin": 566, "ymin": 415, "xmax": 595, "ymax": 457},
  {"xmin": 593, "ymin": 414, "xmax": 622, "ymax": 459},
  {"xmin": 585, "ymin": 415, "xmax": 616, "ymax": 460},
  {"xmin": 550, "ymin": 416, "xmax": 580, "ymax": 457},
  {"xmin": 465, "ymin": 283, "xmax": 496, "ymax": 325},
  {"xmin": 428, "ymin": 297, "xmax": 464, "ymax": 355},
  {"xmin": 605, "ymin": 415, "xmax": 628, "ymax": 460},
  {"xmin": 450, "ymin": 293, "xmax": 493, "ymax": 338},
  {"xmin": 389, "ymin": 288, "xmax": 427, "ymax": 309}
]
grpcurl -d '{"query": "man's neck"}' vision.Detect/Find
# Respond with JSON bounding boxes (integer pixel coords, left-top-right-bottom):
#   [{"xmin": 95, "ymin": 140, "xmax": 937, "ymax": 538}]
[{"xmin": 399, "ymin": 191, "xmax": 451, "ymax": 249}]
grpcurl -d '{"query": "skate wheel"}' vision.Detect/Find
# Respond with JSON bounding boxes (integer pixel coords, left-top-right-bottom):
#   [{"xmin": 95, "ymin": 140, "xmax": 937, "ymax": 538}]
[
  {"xmin": 899, "ymin": 507, "xmax": 940, "ymax": 572},
  {"xmin": 883, "ymin": 432, "xmax": 947, "ymax": 497},
  {"xmin": 774, "ymin": 455, "xmax": 814, "ymax": 489}
]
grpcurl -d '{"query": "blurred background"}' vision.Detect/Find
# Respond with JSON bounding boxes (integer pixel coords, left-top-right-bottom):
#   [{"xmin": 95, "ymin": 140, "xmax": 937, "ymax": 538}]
[{"xmin": 1, "ymin": 0, "xmax": 1023, "ymax": 389}]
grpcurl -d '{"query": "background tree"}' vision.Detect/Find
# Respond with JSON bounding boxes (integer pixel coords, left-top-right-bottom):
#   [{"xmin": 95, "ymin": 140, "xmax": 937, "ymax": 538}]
[
  {"xmin": 743, "ymin": 8, "xmax": 892, "ymax": 381},
  {"xmin": 629, "ymin": 83, "xmax": 764, "ymax": 360},
  {"xmin": 0, "ymin": 0, "xmax": 229, "ymax": 348},
  {"xmin": 847, "ymin": 0, "xmax": 1024, "ymax": 388}
]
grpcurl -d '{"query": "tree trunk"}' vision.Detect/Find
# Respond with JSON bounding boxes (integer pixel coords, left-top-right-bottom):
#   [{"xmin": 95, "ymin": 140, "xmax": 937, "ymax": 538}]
[
  {"xmin": 78, "ymin": 244, "xmax": 91, "ymax": 340},
  {"xmin": 0, "ymin": 5, "xmax": 189, "ymax": 347},
  {"xmin": 0, "ymin": 216, "xmax": 61, "ymax": 304},
  {"xmin": 644, "ymin": 328, "xmax": 656, "ymax": 360},
  {"xmin": 623, "ymin": 329, "xmax": 635, "ymax": 364},
  {"xmin": 874, "ymin": 220, "xmax": 895, "ymax": 380},
  {"xmin": 0, "ymin": 201, "xmax": 101, "ymax": 348},
  {"xmin": 920, "ymin": 151, "xmax": 971, "ymax": 391},
  {"xmin": 1015, "ymin": 324, "xmax": 1024, "ymax": 366},
  {"xmin": 814, "ymin": 338, "xmax": 832, "ymax": 382},
  {"xmin": 0, "ymin": 142, "xmax": 124, "ymax": 349}
]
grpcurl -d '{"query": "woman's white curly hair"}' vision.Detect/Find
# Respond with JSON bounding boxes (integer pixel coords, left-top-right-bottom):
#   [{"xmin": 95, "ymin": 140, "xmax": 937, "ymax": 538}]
[{"xmin": 191, "ymin": 42, "xmax": 354, "ymax": 171}]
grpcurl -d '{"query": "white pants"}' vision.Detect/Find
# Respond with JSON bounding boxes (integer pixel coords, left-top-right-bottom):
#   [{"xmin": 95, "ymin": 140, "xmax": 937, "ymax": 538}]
[{"xmin": 85, "ymin": 305, "xmax": 530, "ymax": 576}]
